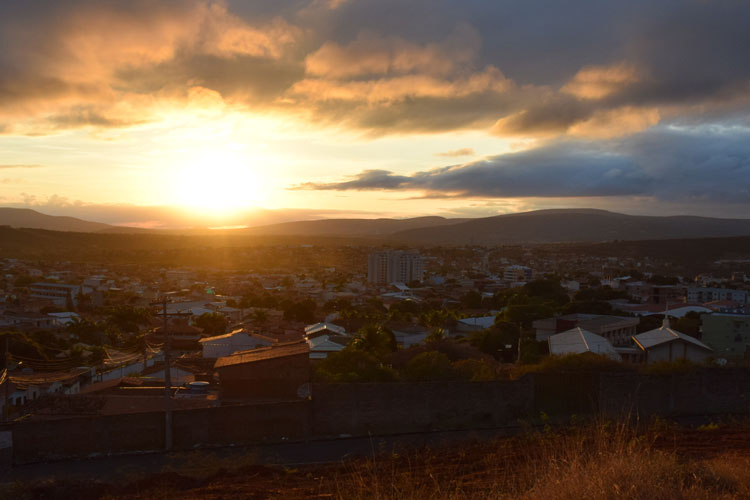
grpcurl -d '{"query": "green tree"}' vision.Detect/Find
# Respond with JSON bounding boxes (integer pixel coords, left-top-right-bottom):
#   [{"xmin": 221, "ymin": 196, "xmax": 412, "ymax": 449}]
[
  {"xmin": 314, "ymin": 349, "xmax": 397, "ymax": 382},
  {"xmin": 470, "ymin": 322, "xmax": 519, "ymax": 358},
  {"xmin": 404, "ymin": 351, "xmax": 455, "ymax": 381},
  {"xmin": 460, "ymin": 290, "xmax": 482, "ymax": 309},
  {"xmin": 453, "ymin": 358, "xmax": 497, "ymax": 381},
  {"xmin": 351, "ymin": 324, "xmax": 397, "ymax": 357},
  {"xmin": 195, "ymin": 312, "xmax": 228, "ymax": 335},
  {"xmin": 503, "ymin": 303, "xmax": 554, "ymax": 327}
]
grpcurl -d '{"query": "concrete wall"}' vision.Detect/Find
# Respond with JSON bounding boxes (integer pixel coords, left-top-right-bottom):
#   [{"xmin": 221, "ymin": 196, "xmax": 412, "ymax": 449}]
[
  {"xmin": 9, "ymin": 369, "xmax": 750, "ymax": 464},
  {"xmin": 311, "ymin": 378, "xmax": 534, "ymax": 437},
  {"xmin": 11, "ymin": 401, "xmax": 311, "ymax": 464},
  {"xmin": 600, "ymin": 369, "xmax": 750, "ymax": 418}
]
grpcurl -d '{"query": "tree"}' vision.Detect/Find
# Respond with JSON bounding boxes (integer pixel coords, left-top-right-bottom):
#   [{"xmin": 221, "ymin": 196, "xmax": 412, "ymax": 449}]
[
  {"xmin": 351, "ymin": 324, "xmax": 397, "ymax": 357},
  {"xmin": 453, "ymin": 358, "xmax": 497, "ymax": 381},
  {"xmin": 404, "ymin": 351, "xmax": 455, "ymax": 381},
  {"xmin": 195, "ymin": 312, "xmax": 228, "ymax": 336},
  {"xmin": 460, "ymin": 290, "xmax": 482, "ymax": 309},
  {"xmin": 314, "ymin": 349, "xmax": 397, "ymax": 382},
  {"xmin": 503, "ymin": 303, "xmax": 554, "ymax": 328},
  {"xmin": 470, "ymin": 322, "xmax": 519, "ymax": 359}
]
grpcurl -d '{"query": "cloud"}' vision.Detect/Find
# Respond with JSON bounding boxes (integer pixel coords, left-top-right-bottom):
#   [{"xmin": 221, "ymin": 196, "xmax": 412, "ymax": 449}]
[
  {"xmin": 294, "ymin": 126, "xmax": 750, "ymax": 204},
  {"xmin": 1, "ymin": 0, "xmax": 749, "ymax": 140},
  {"xmin": 0, "ymin": 1, "xmax": 303, "ymax": 134},
  {"xmin": 0, "ymin": 164, "xmax": 43, "ymax": 169},
  {"xmin": 435, "ymin": 148, "xmax": 475, "ymax": 157}
]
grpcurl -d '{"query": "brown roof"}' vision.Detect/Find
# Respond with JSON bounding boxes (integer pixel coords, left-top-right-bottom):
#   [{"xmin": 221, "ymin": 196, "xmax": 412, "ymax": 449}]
[{"xmin": 214, "ymin": 341, "xmax": 309, "ymax": 369}]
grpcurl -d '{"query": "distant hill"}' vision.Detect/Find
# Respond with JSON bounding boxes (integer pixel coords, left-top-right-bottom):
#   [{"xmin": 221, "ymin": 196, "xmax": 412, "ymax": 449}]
[
  {"xmin": 388, "ymin": 209, "xmax": 750, "ymax": 245},
  {"xmin": 0, "ymin": 207, "xmax": 115, "ymax": 232},
  {"xmin": 0, "ymin": 207, "xmax": 150, "ymax": 233},
  {"xmin": 246, "ymin": 216, "xmax": 469, "ymax": 237}
]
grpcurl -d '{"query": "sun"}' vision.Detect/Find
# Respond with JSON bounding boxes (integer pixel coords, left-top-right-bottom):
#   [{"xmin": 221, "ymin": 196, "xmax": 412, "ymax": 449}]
[{"xmin": 172, "ymin": 149, "xmax": 265, "ymax": 215}]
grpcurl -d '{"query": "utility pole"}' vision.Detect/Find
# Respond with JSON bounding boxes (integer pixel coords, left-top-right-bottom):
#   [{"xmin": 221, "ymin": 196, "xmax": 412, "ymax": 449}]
[
  {"xmin": 150, "ymin": 295, "xmax": 173, "ymax": 451},
  {"xmin": 2, "ymin": 334, "xmax": 9, "ymax": 423},
  {"xmin": 150, "ymin": 293, "xmax": 191, "ymax": 451}
]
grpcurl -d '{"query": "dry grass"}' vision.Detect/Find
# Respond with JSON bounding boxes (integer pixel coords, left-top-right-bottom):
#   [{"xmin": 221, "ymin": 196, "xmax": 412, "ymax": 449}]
[{"xmin": 328, "ymin": 421, "xmax": 750, "ymax": 500}]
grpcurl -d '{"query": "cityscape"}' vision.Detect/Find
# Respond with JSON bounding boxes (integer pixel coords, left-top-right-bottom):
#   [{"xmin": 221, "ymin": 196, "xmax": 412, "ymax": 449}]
[{"xmin": 3, "ymin": 1, "xmax": 750, "ymax": 499}]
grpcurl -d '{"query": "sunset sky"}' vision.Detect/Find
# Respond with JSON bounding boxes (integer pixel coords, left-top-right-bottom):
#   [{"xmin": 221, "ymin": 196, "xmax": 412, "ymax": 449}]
[{"xmin": 1, "ymin": 1, "xmax": 749, "ymax": 228}]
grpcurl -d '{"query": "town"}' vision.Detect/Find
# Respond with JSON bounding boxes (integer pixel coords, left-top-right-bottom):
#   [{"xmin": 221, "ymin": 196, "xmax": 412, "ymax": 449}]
[{"xmin": 2, "ymin": 239, "xmax": 750, "ymax": 429}]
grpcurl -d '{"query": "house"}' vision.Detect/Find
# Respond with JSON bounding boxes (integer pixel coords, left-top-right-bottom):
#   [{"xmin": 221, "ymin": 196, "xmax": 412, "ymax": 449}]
[
  {"xmin": 533, "ymin": 314, "xmax": 639, "ymax": 346},
  {"xmin": 214, "ymin": 341, "xmax": 310, "ymax": 400},
  {"xmin": 306, "ymin": 334, "xmax": 347, "ymax": 359},
  {"xmin": 304, "ymin": 322, "xmax": 346, "ymax": 337},
  {"xmin": 548, "ymin": 327, "xmax": 621, "ymax": 361},
  {"xmin": 456, "ymin": 316, "xmax": 496, "ymax": 333},
  {"xmin": 632, "ymin": 318, "xmax": 713, "ymax": 363},
  {"xmin": 389, "ymin": 323, "xmax": 430, "ymax": 348},
  {"xmin": 199, "ymin": 329, "xmax": 276, "ymax": 358},
  {"xmin": 304, "ymin": 322, "xmax": 348, "ymax": 359},
  {"xmin": 0, "ymin": 311, "xmax": 58, "ymax": 330}
]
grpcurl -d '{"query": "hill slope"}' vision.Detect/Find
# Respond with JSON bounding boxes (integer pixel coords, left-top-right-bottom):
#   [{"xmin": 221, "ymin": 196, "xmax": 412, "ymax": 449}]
[
  {"xmin": 0, "ymin": 207, "xmax": 113, "ymax": 232},
  {"xmin": 246, "ymin": 216, "xmax": 469, "ymax": 237},
  {"xmin": 390, "ymin": 209, "xmax": 750, "ymax": 245}
]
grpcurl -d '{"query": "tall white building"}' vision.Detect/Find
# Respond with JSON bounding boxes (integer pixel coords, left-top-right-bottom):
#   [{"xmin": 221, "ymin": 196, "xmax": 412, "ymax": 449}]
[{"xmin": 368, "ymin": 251, "xmax": 424, "ymax": 284}]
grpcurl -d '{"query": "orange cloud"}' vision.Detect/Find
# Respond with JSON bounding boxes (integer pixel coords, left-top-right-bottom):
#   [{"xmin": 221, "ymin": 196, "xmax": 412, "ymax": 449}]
[
  {"xmin": 561, "ymin": 62, "xmax": 643, "ymax": 100},
  {"xmin": 568, "ymin": 106, "xmax": 660, "ymax": 138}
]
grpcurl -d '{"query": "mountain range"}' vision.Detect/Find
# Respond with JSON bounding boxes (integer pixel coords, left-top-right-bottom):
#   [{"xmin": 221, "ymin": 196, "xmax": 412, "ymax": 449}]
[{"xmin": 4, "ymin": 207, "xmax": 750, "ymax": 245}]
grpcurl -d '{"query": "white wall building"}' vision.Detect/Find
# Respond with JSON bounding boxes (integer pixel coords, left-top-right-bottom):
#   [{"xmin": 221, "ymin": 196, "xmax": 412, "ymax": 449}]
[{"xmin": 368, "ymin": 251, "xmax": 425, "ymax": 284}]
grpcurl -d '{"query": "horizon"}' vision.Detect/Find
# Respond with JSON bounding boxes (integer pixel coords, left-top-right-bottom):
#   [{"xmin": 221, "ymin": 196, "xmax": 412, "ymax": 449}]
[
  {"xmin": 2, "ymin": 2, "xmax": 750, "ymax": 228},
  {"xmin": 5, "ymin": 205, "xmax": 750, "ymax": 232}
]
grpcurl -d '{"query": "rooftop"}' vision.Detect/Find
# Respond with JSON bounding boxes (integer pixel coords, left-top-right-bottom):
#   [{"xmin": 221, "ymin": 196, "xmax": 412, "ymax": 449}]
[{"xmin": 215, "ymin": 341, "xmax": 309, "ymax": 368}]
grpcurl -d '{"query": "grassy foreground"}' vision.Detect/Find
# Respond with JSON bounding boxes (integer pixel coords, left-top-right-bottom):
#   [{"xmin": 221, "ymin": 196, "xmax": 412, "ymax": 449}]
[{"xmin": 7, "ymin": 419, "xmax": 750, "ymax": 499}]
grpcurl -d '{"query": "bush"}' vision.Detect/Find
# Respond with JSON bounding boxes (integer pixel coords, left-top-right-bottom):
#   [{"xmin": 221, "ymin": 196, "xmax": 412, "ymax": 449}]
[
  {"xmin": 404, "ymin": 351, "xmax": 455, "ymax": 381},
  {"xmin": 518, "ymin": 352, "xmax": 631, "ymax": 376},
  {"xmin": 453, "ymin": 358, "xmax": 497, "ymax": 381},
  {"xmin": 314, "ymin": 349, "xmax": 397, "ymax": 383}
]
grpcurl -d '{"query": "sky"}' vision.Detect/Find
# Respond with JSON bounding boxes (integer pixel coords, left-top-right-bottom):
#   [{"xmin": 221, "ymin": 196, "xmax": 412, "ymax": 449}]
[{"xmin": 1, "ymin": 0, "xmax": 750, "ymax": 228}]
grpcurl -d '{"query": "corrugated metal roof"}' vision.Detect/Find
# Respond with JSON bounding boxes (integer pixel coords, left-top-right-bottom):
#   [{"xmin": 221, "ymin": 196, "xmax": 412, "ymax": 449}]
[
  {"xmin": 548, "ymin": 327, "xmax": 621, "ymax": 360},
  {"xmin": 633, "ymin": 321, "xmax": 712, "ymax": 351},
  {"xmin": 214, "ymin": 341, "xmax": 309, "ymax": 368}
]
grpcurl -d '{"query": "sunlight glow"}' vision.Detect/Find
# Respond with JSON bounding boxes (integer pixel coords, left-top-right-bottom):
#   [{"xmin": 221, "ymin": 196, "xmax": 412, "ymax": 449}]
[{"xmin": 172, "ymin": 148, "xmax": 266, "ymax": 215}]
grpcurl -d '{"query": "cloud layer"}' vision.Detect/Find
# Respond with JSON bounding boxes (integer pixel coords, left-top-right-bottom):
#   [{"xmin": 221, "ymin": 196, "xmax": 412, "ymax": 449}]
[
  {"xmin": 296, "ymin": 126, "xmax": 750, "ymax": 204},
  {"xmin": 1, "ymin": 0, "xmax": 749, "ymax": 138}
]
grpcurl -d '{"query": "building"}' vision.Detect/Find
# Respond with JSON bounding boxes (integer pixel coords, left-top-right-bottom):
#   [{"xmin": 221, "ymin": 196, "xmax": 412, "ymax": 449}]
[
  {"xmin": 456, "ymin": 316, "xmax": 497, "ymax": 333},
  {"xmin": 367, "ymin": 251, "xmax": 424, "ymax": 285},
  {"xmin": 700, "ymin": 312, "xmax": 750, "ymax": 358},
  {"xmin": 688, "ymin": 287, "xmax": 749, "ymax": 304},
  {"xmin": 199, "ymin": 329, "xmax": 276, "ymax": 358},
  {"xmin": 548, "ymin": 327, "xmax": 621, "ymax": 361},
  {"xmin": 304, "ymin": 322, "xmax": 348, "ymax": 359},
  {"xmin": 29, "ymin": 282, "xmax": 83, "ymax": 308},
  {"xmin": 214, "ymin": 341, "xmax": 310, "ymax": 400},
  {"xmin": 503, "ymin": 265, "xmax": 533, "ymax": 282},
  {"xmin": 533, "ymin": 314, "xmax": 639, "ymax": 346},
  {"xmin": 632, "ymin": 318, "xmax": 712, "ymax": 363}
]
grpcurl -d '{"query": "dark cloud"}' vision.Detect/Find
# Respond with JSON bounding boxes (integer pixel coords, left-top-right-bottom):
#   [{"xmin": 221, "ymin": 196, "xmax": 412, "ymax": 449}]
[
  {"xmin": 0, "ymin": 0, "xmax": 749, "ymax": 138},
  {"xmin": 295, "ymin": 127, "xmax": 750, "ymax": 203}
]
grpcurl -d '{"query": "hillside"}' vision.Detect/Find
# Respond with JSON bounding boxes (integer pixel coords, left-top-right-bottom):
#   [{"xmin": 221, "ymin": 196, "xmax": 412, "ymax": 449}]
[
  {"xmin": 0, "ymin": 207, "xmax": 114, "ymax": 233},
  {"xmin": 246, "ymin": 216, "xmax": 469, "ymax": 237},
  {"xmin": 389, "ymin": 209, "xmax": 750, "ymax": 245}
]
